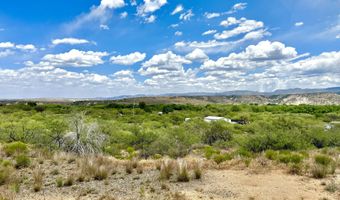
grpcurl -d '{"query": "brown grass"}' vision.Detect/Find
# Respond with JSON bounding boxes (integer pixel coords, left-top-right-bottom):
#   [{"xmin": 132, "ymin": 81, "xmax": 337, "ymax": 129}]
[
  {"xmin": 32, "ymin": 167, "xmax": 44, "ymax": 192},
  {"xmin": 160, "ymin": 159, "xmax": 175, "ymax": 180}
]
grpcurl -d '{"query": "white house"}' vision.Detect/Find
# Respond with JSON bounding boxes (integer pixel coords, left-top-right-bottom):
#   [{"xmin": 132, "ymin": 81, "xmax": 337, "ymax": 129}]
[{"xmin": 204, "ymin": 116, "xmax": 233, "ymax": 123}]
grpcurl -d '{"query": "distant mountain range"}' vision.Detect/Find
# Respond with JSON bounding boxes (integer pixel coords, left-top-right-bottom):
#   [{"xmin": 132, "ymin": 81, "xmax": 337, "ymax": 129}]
[
  {"xmin": 97, "ymin": 87, "xmax": 340, "ymax": 100},
  {"xmin": 1, "ymin": 87, "xmax": 339, "ymax": 105}
]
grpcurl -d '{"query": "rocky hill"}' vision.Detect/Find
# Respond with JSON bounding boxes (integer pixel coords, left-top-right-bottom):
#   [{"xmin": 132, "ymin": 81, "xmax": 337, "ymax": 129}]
[{"xmin": 115, "ymin": 93, "xmax": 340, "ymax": 105}]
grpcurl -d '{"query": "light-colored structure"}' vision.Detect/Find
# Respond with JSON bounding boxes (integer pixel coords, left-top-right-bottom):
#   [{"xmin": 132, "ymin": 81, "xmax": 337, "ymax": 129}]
[{"xmin": 204, "ymin": 116, "xmax": 232, "ymax": 123}]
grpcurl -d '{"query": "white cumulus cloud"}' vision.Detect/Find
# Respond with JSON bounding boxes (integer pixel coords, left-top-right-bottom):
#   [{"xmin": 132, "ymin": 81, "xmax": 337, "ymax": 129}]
[
  {"xmin": 110, "ymin": 52, "xmax": 146, "ymax": 65},
  {"xmin": 185, "ymin": 49, "xmax": 208, "ymax": 61},
  {"xmin": 42, "ymin": 49, "xmax": 108, "ymax": 67},
  {"xmin": 52, "ymin": 38, "xmax": 90, "ymax": 46}
]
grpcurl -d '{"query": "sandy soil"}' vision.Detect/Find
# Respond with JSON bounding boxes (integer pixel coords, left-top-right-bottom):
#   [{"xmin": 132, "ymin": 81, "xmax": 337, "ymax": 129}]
[{"xmin": 10, "ymin": 169, "xmax": 339, "ymax": 200}]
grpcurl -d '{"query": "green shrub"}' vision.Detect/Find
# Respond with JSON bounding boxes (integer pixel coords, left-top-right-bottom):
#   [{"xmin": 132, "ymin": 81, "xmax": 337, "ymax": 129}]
[
  {"xmin": 315, "ymin": 155, "xmax": 333, "ymax": 166},
  {"xmin": 213, "ymin": 153, "xmax": 232, "ymax": 164},
  {"xmin": 1, "ymin": 160, "xmax": 12, "ymax": 167},
  {"xmin": 289, "ymin": 163, "xmax": 303, "ymax": 175},
  {"xmin": 56, "ymin": 177, "xmax": 63, "ymax": 187},
  {"xmin": 203, "ymin": 146, "xmax": 219, "ymax": 159},
  {"xmin": 278, "ymin": 154, "xmax": 291, "ymax": 164},
  {"xmin": 3, "ymin": 142, "xmax": 28, "ymax": 156},
  {"xmin": 290, "ymin": 154, "xmax": 304, "ymax": 164},
  {"xmin": 277, "ymin": 153, "xmax": 303, "ymax": 164},
  {"xmin": 0, "ymin": 167, "xmax": 12, "ymax": 185},
  {"xmin": 15, "ymin": 155, "xmax": 30, "ymax": 169},
  {"xmin": 265, "ymin": 150, "xmax": 278, "ymax": 160},
  {"xmin": 234, "ymin": 148, "xmax": 253, "ymax": 158},
  {"xmin": 203, "ymin": 122, "xmax": 233, "ymax": 145}
]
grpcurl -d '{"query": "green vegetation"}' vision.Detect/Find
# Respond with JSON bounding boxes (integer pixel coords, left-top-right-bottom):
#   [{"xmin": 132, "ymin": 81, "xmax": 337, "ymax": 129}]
[
  {"xmin": 3, "ymin": 142, "xmax": 28, "ymax": 156},
  {"xmin": 0, "ymin": 102, "xmax": 339, "ymax": 159},
  {"xmin": 14, "ymin": 155, "xmax": 30, "ymax": 169}
]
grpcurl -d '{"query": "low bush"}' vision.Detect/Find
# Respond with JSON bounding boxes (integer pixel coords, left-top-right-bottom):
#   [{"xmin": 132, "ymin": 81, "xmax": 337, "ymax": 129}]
[
  {"xmin": 289, "ymin": 163, "xmax": 303, "ymax": 175},
  {"xmin": 265, "ymin": 150, "xmax": 278, "ymax": 160},
  {"xmin": 277, "ymin": 153, "xmax": 303, "ymax": 164},
  {"xmin": 56, "ymin": 177, "xmax": 63, "ymax": 187},
  {"xmin": 325, "ymin": 180, "xmax": 338, "ymax": 193},
  {"xmin": 0, "ymin": 167, "xmax": 13, "ymax": 185},
  {"xmin": 203, "ymin": 146, "xmax": 219, "ymax": 159},
  {"xmin": 311, "ymin": 164, "xmax": 328, "ymax": 179},
  {"xmin": 15, "ymin": 155, "xmax": 30, "ymax": 169},
  {"xmin": 3, "ymin": 142, "xmax": 28, "ymax": 156},
  {"xmin": 1, "ymin": 160, "xmax": 12, "ymax": 167},
  {"xmin": 213, "ymin": 153, "xmax": 232, "ymax": 164},
  {"xmin": 314, "ymin": 155, "xmax": 333, "ymax": 166}
]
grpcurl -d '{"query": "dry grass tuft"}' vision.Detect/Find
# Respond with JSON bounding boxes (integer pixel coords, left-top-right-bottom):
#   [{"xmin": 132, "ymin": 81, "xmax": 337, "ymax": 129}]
[
  {"xmin": 176, "ymin": 160, "xmax": 190, "ymax": 182},
  {"xmin": 125, "ymin": 160, "xmax": 134, "ymax": 174},
  {"xmin": 78, "ymin": 156, "xmax": 116, "ymax": 180},
  {"xmin": 64, "ymin": 174, "xmax": 75, "ymax": 187},
  {"xmin": 32, "ymin": 167, "xmax": 43, "ymax": 192},
  {"xmin": 160, "ymin": 159, "xmax": 175, "ymax": 180},
  {"xmin": 192, "ymin": 160, "xmax": 203, "ymax": 179}
]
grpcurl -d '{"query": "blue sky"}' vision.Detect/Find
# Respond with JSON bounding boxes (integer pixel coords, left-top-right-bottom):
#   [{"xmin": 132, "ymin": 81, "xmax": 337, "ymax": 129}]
[{"xmin": 0, "ymin": 0, "xmax": 339, "ymax": 98}]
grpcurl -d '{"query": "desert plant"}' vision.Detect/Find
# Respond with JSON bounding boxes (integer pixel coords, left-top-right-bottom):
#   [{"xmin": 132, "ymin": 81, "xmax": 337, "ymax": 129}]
[
  {"xmin": 311, "ymin": 164, "xmax": 328, "ymax": 179},
  {"xmin": 3, "ymin": 142, "xmax": 28, "ymax": 157},
  {"xmin": 64, "ymin": 175, "xmax": 74, "ymax": 187},
  {"xmin": 192, "ymin": 161, "xmax": 202, "ymax": 179},
  {"xmin": 136, "ymin": 165, "xmax": 143, "ymax": 174},
  {"xmin": 289, "ymin": 163, "xmax": 303, "ymax": 175},
  {"xmin": 0, "ymin": 167, "xmax": 13, "ymax": 185},
  {"xmin": 56, "ymin": 177, "xmax": 63, "ymax": 187},
  {"xmin": 203, "ymin": 146, "xmax": 219, "ymax": 159},
  {"xmin": 14, "ymin": 155, "xmax": 30, "ymax": 169},
  {"xmin": 1, "ymin": 160, "xmax": 12, "ymax": 167},
  {"xmin": 125, "ymin": 161, "xmax": 133, "ymax": 174},
  {"xmin": 177, "ymin": 160, "xmax": 189, "ymax": 182},
  {"xmin": 94, "ymin": 166, "xmax": 109, "ymax": 180},
  {"xmin": 315, "ymin": 155, "xmax": 333, "ymax": 166},
  {"xmin": 325, "ymin": 180, "xmax": 338, "ymax": 193},
  {"xmin": 131, "ymin": 158, "xmax": 138, "ymax": 169},
  {"xmin": 32, "ymin": 167, "xmax": 43, "ymax": 192},
  {"xmin": 63, "ymin": 113, "xmax": 106, "ymax": 155},
  {"xmin": 51, "ymin": 169, "xmax": 59, "ymax": 175},
  {"xmin": 160, "ymin": 159, "xmax": 174, "ymax": 180},
  {"xmin": 213, "ymin": 153, "xmax": 232, "ymax": 164}
]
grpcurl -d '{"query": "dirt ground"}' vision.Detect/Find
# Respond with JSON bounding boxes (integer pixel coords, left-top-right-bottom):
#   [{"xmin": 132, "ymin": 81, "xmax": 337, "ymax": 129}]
[{"xmin": 10, "ymin": 169, "xmax": 339, "ymax": 200}]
